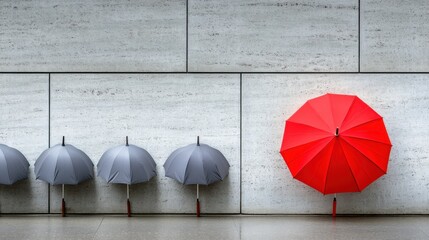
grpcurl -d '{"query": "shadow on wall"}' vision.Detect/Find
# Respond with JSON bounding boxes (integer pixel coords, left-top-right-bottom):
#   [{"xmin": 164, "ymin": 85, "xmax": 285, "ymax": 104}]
[{"xmin": 0, "ymin": 175, "xmax": 33, "ymax": 213}]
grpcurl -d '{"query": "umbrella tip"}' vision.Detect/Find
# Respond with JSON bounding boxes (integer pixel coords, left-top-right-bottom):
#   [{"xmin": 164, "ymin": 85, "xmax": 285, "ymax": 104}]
[
  {"xmin": 126, "ymin": 136, "xmax": 129, "ymax": 146},
  {"xmin": 335, "ymin": 127, "xmax": 339, "ymax": 137},
  {"xmin": 62, "ymin": 136, "xmax": 65, "ymax": 146},
  {"xmin": 197, "ymin": 136, "xmax": 200, "ymax": 146}
]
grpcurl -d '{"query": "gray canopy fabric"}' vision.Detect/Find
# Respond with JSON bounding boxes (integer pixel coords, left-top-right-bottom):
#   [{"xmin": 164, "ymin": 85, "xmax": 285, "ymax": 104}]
[
  {"xmin": 34, "ymin": 143, "xmax": 94, "ymax": 185},
  {"xmin": 0, "ymin": 144, "xmax": 30, "ymax": 185},
  {"xmin": 164, "ymin": 141, "xmax": 230, "ymax": 185},
  {"xmin": 97, "ymin": 144, "xmax": 157, "ymax": 184}
]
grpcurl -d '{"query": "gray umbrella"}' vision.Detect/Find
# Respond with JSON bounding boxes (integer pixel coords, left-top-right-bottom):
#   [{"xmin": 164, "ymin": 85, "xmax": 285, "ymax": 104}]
[
  {"xmin": 0, "ymin": 144, "xmax": 29, "ymax": 185},
  {"xmin": 163, "ymin": 136, "xmax": 230, "ymax": 217},
  {"xmin": 34, "ymin": 136, "xmax": 93, "ymax": 216},
  {"xmin": 97, "ymin": 136, "xmax": 156, "ymax": 217}
]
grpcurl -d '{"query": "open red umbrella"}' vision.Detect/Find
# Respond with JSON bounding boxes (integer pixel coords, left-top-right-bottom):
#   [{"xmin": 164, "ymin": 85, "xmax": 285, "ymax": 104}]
[{"xmin": 280, "ymin": 93, "xmax": 392, "ymax": 216}]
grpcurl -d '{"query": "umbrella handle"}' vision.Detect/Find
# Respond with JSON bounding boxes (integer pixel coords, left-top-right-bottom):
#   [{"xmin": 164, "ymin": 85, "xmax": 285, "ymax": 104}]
[
  {"xmin": 127, "ymin": 199, "xmax": 131, "ymax": 217},
  {"xmin": 61, "ymin": 184, "xmax": 66, "ymax": 217},
  {"xmin": 332, "ymin": 197, "xmax": 337, "ymax": 217},
  {"xmin": 62, "ymin": 198, "xmax": 66, "ymax": 217},
  {"xmin": 196, "ymin": 184, "xmax": 200, "ymax": 217},
  {"xmin": 196, "ymin": 199, "xmax": 200, "ymax": 217}
]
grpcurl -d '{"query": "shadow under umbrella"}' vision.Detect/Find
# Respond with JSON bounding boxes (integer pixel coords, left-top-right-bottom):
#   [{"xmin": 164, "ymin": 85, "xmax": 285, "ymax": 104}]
[
  {"xmin": 34, "ymin": 136, "xmax": 94, "ymax": 217},
  {"xmin": 164, "ymin": 136, "xmax": 230, "ymax": 217},
  {"xmin": 97, "ymin": 136, "xmax": 156, "ymax": 217}
]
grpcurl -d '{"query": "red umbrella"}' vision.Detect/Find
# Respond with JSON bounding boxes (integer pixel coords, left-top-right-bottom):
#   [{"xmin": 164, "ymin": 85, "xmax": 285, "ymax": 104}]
[{"xmin": 280, "ymin": 93, "xmax": 392, "ymax": 216}]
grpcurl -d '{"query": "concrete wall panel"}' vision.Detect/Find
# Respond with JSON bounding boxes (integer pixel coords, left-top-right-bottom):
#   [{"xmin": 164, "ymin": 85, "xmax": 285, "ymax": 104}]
[
  {"xmin": 189, "ymin": 0, "xmax": 358, "ymax": 72},
  {"xmin": 0, "ymin": 0, "xmax": 186, "ymax": 72},
  {"xmin": 0, "ymin": 74, "xmax": 49, "ymax": 213},
  {"xmin": 361, "ymin": 0, "xmax": 429, "ymax": 72},
  {"xmin": 50, "ymin": 74, "xmax": 240, "ymax": 214},
  {"xmin": 242, "ymin": 74, "xmax": 429, "ymax": 214}
]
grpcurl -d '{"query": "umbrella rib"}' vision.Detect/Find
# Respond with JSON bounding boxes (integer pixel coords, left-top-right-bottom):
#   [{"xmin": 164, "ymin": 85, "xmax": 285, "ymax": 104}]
[
  {"xmin": 340, "ymin": 137, "xmax": 388, "ymax": 174},
  {"xmin": 281, "ymin": 136, "xmax": 333, "ymax": 156},
  {"xmin": 329, "ymin": 94, "xmax": 336, "ymax": 130},
  {"xmin": 341, "ymin": 135, "xmax": 392, "ymax": 146},
  {"xmin": 108, "ymin": 147, "xmax": 127, "ymax": 183},
  {"xmin": 0, "ymin": 150, "xmax": 11, "ymax": 184},
  {"xmin": 341, "ymin": 113, "xmax": 383, "ymax": 133},
  {"xmin": 338, "ymin": 140, "xmax": 362, "ymax": 192},
  {"xmin": 307, "ymin": 102, "xmax": 334, "ymax": 132},
  {"xmin": 338, "ymin": 97, "xmax": 357, "ymax": 130},
  {"xmin": 322, "ymin": 139, "xmax": 337, "ymax": 195},
  {"xmin": 294, "ymin": 137, "xmax": 335, "ymax": 180},
  {"xmin": 64, "ymin": 147, "xmax": 78, "ymax": 184},
  {"xmin": 182, "ymin": 148, "xmax": 196, "ymax": 185},
  {"xmin": 198, "ymin": 147, "xmax": 210, "ymax": 185},
  {"xmin": 42, "ymin": 147, "xmax": 62, "ymax": 184},
  {"xmin": 286, "ymin": 120, "xmax": 332, "ymax": 135},
  {"xmin": 200, "ymin": 151, "xmax": 209, "ymax": 185},
  {"xmin": 127, "ymin": 148, "xmax": 132, "ymax": 184},
  {"xmin": 5, "ymin": 157, "xmax": 12, "ymax": 184}
]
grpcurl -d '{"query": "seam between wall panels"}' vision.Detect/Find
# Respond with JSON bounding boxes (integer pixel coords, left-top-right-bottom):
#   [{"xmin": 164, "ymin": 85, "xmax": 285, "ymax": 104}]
[
  {"xmin": 358, "ymin": 0, "xmax": 361, "ymax": 72},
  {"xmin": 239, "ymin": 73, "xmax": 242, "ymax": 214},
  {"xmin": 1, "ymin": 72, "xmax": 429, "ymax": 74},
  {"xmin": 186, "ymin": 0, "xmax": 189, "ymax": 72},
  {"xmin": 48, "ymin": 73, "xmax": 51, "ymax": 214}
]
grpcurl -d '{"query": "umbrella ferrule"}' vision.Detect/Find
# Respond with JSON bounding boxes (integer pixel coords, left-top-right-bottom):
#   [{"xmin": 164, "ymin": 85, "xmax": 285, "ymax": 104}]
[
  {"xmin": 62, "ymin": 136, "xmax": 65, "ymax": 146},
  {"xmin": 126, "ymin": 136, "xmax": 129, "ymax": 146},
  {"xmin": 335, "ymin": 127, "xmax": 339, "ymax": 137},
  {"xmin": 197, "ymin": 136, "xmax": 200, "ymax": 146}
]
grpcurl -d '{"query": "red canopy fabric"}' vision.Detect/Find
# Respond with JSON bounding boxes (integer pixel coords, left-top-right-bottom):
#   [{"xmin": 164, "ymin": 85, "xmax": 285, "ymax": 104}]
[{"xmin": 280, "ymin": 93, "xmax": 392, "ymax": 194}]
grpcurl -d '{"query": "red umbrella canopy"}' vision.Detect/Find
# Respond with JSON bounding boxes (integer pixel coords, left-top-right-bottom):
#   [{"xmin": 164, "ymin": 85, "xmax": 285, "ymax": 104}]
[{"xmin": 280, "ymin": 93, "xmax": 392, "ymax": 194}]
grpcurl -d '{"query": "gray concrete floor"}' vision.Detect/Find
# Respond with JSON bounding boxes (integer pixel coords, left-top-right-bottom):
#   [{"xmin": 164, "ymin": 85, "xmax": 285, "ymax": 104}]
[{"xmin": 0, "ymin": 215, "xmax": 428, "ymax": 240}]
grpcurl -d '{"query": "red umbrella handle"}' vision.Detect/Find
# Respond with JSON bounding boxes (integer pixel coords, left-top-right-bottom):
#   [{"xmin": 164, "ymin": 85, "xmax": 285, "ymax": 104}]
[
  {"xmin": 196, "ymin": 199, "xmax": 200, "ymax": 217},
  {"xmin": 332, "ymin": 197, "xmax": 337, "ymax": 217},
  {"xmin": 127, "ymin": 199, "xmax": 131, "ymax": 217},
  {"xmin": 62, "ymin": 198, "xmax": 66, "ymax": 217}
]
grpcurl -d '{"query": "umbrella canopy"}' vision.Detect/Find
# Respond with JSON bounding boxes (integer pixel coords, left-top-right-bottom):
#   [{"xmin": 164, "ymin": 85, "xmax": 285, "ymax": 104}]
[
  {"xmin": 34, "ymin": 138, "xmax": 94, "ymax": 185},
  {"xmin": 0, "ymin": 144, "xmax": 30, "ymax": 185},
  {"xmin": 280, "ymin": 93, "xmax": 392, "ymax": 194},
  {"xmin": 97, "ymin": 138, "xmax": 156, "ymax": 184},
  {"xmin": 164, "ymin": 137, "xmax": 230, "ymax": 185}
]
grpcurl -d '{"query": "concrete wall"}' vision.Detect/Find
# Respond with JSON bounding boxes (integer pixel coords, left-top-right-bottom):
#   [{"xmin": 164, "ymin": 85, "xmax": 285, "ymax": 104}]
[{"xmin": 0, "ymin": 0, "xmax": 428, "ymax": 214}]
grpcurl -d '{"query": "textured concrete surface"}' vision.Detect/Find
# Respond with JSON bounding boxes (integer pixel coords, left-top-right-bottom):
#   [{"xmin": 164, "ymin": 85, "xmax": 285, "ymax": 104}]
[
  {"xmin": 361, "ymin": 0, "xmax": 429, "ymax": 72},
  {"xmin": 0, "ymin": 216, "xmax": 428, "ymax": 240},
  {"xmin": 189, "ymin": 0, "xmax": 358, "ymax": 72},
  {"xmin": 50, "ymin": 74, "xmax": 240, "ymax": 214},
  {"xmin": 242, "ymin": 74, "xmax": 429, "ymax": 214},
  {"xmin": 0, "ymin": 75, "xmax": 49, "ymax": 213},
  {"xmin": 0, "ymin": 0, "xmax": 427, "ymax": 216},
  {"xmin": 0, "ymin": 0, "xmax": 186, "ymax": 72}
]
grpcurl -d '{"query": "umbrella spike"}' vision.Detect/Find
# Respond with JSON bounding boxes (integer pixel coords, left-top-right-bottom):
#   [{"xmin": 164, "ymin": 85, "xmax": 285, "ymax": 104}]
[
  {"xmin": 197, "ymin": 136, "xmax": 200, "ymax": 146},
  {"xmin": 126, "ymin": 136, "xmax": 129, "ymax": 146},
  {"xmin": 335, "ymin": 127, "xmax": 339, "ymax": 137},
  {"xmin": 62, "ymin": 136, "xmax": 65, "ymax": 146}
]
